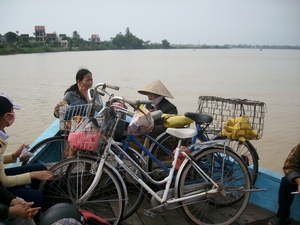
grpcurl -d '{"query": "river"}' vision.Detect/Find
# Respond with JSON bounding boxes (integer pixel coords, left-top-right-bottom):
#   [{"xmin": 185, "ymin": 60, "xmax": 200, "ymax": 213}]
[{"xmin": 1, "ymin": 49, "xmax": 299, "ymax": 174}]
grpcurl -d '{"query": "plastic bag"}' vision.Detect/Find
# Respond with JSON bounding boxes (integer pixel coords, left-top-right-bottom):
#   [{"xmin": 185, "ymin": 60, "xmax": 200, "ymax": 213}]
[
  {"xmin": 68, "ymin": 117, "xmax": 101, "ymax": 151},
  {"xmin": 127, "ymin": 106, "xmax": 154, "ymax": 136}
]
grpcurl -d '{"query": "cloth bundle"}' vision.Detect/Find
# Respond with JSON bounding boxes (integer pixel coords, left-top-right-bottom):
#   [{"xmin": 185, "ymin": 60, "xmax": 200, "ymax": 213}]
[
  {"xmin": 161, "ymin": 114, "xmax": 193, "ymax": 128},
  {"xmin": 219, "ymin": 115, "xmax": 258, "ymax": 142}
]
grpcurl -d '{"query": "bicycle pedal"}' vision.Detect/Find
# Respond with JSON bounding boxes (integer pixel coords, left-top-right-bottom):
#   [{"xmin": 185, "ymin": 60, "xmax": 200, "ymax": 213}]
[{"xmin": 143, "ymin": 209, "xmax": 156, "ymax": 218}]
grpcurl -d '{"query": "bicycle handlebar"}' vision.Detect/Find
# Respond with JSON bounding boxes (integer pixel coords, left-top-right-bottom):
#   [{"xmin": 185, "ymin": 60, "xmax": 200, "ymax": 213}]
[
  {"xmin": 139, "ymin": 100, "xmax": 152, "ymax": 105},
  {"xmin": 88, "ymin": 82, "xmax": 120, "ymax": 102},
  {"xmin": 109, "ymin": 96, "xmax": 153, "ymax": 109},
  {"xmin": 94, "ymin": 83, "xmax": 120, "ymax": 91},
  {"xmin": 87, "ymin": 89, "xmax": 105, "ymax": 104}
]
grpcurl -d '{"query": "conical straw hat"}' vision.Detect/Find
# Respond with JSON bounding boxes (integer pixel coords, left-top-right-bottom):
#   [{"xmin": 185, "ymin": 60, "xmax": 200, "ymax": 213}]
[{"xmin": 138, "ymin": 79, "xmax": 174, "ymax": 98}]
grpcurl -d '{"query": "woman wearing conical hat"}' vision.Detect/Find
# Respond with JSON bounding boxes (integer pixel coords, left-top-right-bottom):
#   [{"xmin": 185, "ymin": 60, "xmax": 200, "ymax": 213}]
[
  {"xmin": 138, "ymin": 79, "xmax": 178, "ymax": 137},
  {"xmin": 138, "ymin": 79, "xmax": 178, "ymax": 114}
]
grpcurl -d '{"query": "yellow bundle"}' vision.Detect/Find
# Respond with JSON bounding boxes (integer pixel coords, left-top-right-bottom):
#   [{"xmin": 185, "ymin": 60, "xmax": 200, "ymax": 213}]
[
  {"xmin": 220, "ymin": 115, "xmax": 258, "ymax": 142},
  {"xmin": 161, "ymin": 114, "xmax": 194, "ymax": 128}
]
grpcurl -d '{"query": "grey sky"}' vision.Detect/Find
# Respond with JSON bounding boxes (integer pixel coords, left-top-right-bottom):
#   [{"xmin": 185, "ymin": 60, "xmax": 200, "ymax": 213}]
[{"xmin": 1, "ymin": 0, "xmax": 299, "ymax": 45}]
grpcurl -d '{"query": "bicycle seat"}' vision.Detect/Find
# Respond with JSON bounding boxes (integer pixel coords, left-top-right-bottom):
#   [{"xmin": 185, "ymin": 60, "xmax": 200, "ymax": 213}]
[
  {"xmin": 166, "ymin": 128, "xmax": 197, "ymax": 139},
  {"xmin": 184, "ymin": 112, "xmax": 213, "ymax": 124}
]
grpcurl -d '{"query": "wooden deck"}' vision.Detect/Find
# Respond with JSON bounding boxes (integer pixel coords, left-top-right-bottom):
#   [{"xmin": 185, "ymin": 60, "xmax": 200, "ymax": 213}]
[{"xmin": 120, "ymin": 196, "xmax": 299, "ymax": 225}]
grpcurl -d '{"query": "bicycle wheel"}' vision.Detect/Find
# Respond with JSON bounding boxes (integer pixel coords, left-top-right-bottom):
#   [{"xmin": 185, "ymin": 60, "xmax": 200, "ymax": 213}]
[
  {"xmin": 211, "ymin": 137, "xmax": 259, "ymax": 184},
  {"xmin": 22, "ymin": 136, "xmax": 67, "ymax": 165},
  {"xmin": 177, "ymin": 147, "xmax": 251, "ymax": 225},
  {"xmin": 108, "ymin": 146, "xmax": 146, "ymax": 220},
  {"xmin": 38, "ymin": 156, "xmax": 124, "ymax": 225},
  {"xmin": 148, "ymin": 132, "xmax": 190, "ymax": 180},
  {"xmin": 149, "ymin": 132, "xmax": 259, "ymax": 185}
]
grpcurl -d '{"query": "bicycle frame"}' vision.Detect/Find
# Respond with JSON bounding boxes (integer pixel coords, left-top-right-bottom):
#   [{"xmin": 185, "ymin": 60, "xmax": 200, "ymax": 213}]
[{"xmin": 77, "ymin": 107, "xmax": 229, "ymax": 209}]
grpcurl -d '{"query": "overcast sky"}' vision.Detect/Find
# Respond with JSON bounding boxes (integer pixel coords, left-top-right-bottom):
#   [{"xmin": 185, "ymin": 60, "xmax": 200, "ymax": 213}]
[{"xmin": 1, "ymin": 0, "xmax": 299, "ymax": 45}]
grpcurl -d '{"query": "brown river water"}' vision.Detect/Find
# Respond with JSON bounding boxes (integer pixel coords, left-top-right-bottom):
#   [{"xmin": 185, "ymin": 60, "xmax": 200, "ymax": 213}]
[{"xmin": 1, "ymin": 49, "xmax": 299, "ymax": 173}]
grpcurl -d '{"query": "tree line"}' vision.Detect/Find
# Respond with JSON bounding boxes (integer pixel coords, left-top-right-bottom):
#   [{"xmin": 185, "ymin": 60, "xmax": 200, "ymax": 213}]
[
  {"xmin": 0, "ymin": 27, "xmax": 172, "ymax": 55},
  {"xmin": 1, "ymin": 27, "xmax": 298, "ymax": 55}
]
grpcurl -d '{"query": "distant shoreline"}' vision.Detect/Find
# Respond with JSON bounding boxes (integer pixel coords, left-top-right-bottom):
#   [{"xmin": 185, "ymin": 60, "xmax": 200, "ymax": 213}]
[{"xmin": 0, "ymin": 45, "xmax": 299, "ymax": 56}]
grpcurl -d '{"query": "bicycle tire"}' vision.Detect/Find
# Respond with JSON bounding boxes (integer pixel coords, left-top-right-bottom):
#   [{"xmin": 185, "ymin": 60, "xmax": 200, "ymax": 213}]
[
  {"xmin": 108, "ymin": 146, "xmax": 146, "ymax": 220},
  {"xmin": 177, "ymin": 147, "xmax": 251, "ymax": 225},
  {"xmin": 22, "ymin": 136, "xmax": 67, "ymax": 165},
  {"xmin": 38, "ymin": 156, "xmax": 124, "ymax": 225},
  {"xmin": 149, "ymin": 132, "xmax": 259, "ymax": 184},
  {"xmin": 148, "ymin": 132, "xmax": 191, "ymax": 181},
  {"xmin": 211, "ymin": 136, "xmax": 259, "ymax": 184}
]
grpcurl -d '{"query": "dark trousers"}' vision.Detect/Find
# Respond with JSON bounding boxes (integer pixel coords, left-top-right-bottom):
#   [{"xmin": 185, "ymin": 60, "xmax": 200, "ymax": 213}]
[
  {"xmin": 277, "ymin": 176, "xmax": 297, "ymax": 219},
  {"xmin": 5, "ymin": 164, "xmax": 47, "ymax": 208}
]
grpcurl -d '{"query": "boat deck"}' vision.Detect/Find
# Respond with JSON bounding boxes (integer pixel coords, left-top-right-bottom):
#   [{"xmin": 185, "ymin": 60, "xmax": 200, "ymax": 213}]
[
  {"xmin": 42, "ymin": 163, "xmax": 300, "ymax": 225},
  {"xmin": 121, "ymin": 196, "xmax": 298, "ymax": 225}
]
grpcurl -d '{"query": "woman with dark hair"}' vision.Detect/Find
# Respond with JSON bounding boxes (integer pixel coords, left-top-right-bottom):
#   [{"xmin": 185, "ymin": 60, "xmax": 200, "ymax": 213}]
[
  {"xmin": 53, "ymin": 68, "xmax": 103, "ymax": 158},
  {"xmin": 54, "ymin": 68, "xmax": 102, "ymax": 116}
]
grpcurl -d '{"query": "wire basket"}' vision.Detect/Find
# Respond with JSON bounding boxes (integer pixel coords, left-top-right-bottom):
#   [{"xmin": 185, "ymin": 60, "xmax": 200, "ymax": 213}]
[
  {"xmin": 68, "ymin": 117, "xmax": 103, "ymax": 151},
  {"xmin": 197, "ymin": 96, "xmax": 267, "ymax": 140},
  {"xmin": 59, "ymin": 103, "xmax": 93, "ymax": 131}
]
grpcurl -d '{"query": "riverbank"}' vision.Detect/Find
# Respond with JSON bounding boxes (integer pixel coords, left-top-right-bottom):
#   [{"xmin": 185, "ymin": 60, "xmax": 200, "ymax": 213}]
[
  {"xmin": 1, "ymin": 43, "xmax": 299, "ymax": 56},
  {"xmin": 0, "ymin": 44, "xmax": 229, "ymax": 55},
  {"xmin": 0, "ymin": 45, "xmax": 78, "ymax": 55}
]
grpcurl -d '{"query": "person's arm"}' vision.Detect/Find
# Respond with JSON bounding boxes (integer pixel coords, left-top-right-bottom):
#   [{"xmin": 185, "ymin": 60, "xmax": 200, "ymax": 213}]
[
  {"xmin": 54, "ymin": 91, "xmax": 72, "ymax": 118},
  {"xmin": 0, "ymin": 203, "xmax": 10, "ymax": 220},
  {"xmin": 295, "ymin": 177, "xmax": 300, "ymax": 193},
  {"xmin": 9, "ymin": 201, "xmax": 41, "ymax": 220},
  {"xmin": 0, "ymin": 181, "xmax": 15, "ymax": 220},
  {"xmin": 159, "ymin": 98, "xmax": 178, "ymax": 115},
  {"xmin": 0, "ymin": 181, "xmax": 15, "ymax": 206},
  {"xmin": 1, "ymin": 155, "xmax": 31, "ymax": 187},
  {"xmin": 283, "ymin": 143, "xmax": 300, "ymax": 184}
]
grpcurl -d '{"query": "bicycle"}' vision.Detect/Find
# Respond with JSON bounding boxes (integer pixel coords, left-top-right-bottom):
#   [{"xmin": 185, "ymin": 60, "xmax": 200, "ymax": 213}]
[
  {"xmin": 150, "ymin": 96, "xmax": 267, "ymax": 184},
  {"xmin": 38, "ymin": 95, "xmax": 254, "ymax": 225},
  {"xmin": 22, "ymin": 83, "xmax": 120, "ymax": 166}
]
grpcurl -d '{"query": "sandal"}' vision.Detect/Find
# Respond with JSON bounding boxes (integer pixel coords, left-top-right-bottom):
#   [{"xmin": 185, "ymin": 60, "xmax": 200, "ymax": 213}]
[{"xmin": 266, "ymin": 217, "xmax": 291, "ymax": 225}]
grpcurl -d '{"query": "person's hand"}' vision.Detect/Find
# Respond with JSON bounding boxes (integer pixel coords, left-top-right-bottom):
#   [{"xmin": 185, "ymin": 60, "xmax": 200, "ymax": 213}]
[
  {"xmin": 19, "ymin": 153, "xmax": 31, "ymax": 162},
  {"xmin": 78, "ymin": 84, "xmax": 91, "ymax": 102},
  {"xmin": 10, "ymin": 198, "xmax": 25, "ymax": 206},
  {"xmin": 30, "ymin": 170, "xmax": 54, "ymax": 181},
  {"xmin": 78, "ymin": 83, "xmax": 88, "ymax": 95},
  {"xmin": 12, "ymin": 143, "xmax": 30, "ymax": 160},
  {"xmin": 54, "ymin": 101, "xmax": 67, "ymax": 118},
  {"xmin": 9, "ymin": 201, "xmax": 41, "ymax": 220},
  {"xmin": 54, "ymin": 103, "xmax": 60, "ymax": 117}
]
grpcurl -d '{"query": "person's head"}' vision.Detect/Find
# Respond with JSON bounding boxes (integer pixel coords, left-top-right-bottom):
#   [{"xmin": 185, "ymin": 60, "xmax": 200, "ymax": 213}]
[
  {"xmin": 138, "ymin": 79, "xmax": 174, "ymax": 100},
  {"xmin": 65, "ymin": 68, "xmax": 93, "ymax": 94},
  {"xmin": 76, "ymin": 68, "xmax": 93, "ymax": 90},
  {"xmin": 0, "ymin": 93, "xmax": 21, "ymax": 128},
  {"xmin": 146, "ymin": 93, "xmax": 160, "ymax": 101}
]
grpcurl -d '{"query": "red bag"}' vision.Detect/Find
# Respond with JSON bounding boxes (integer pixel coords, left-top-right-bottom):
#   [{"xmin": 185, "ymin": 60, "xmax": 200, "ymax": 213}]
[
  {"xmin": 79, "ymin": 209, "xmax": 111, "ymax": 225},
  {"xmin": 68, "ymin": 131, "xmax": 100, "ymax": 151}
]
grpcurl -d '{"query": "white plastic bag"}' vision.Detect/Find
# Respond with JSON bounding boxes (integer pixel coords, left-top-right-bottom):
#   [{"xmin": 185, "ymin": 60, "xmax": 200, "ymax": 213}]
[{"xmin": 127, "ymin": 106, "xmax": 154, "ymax": 136}]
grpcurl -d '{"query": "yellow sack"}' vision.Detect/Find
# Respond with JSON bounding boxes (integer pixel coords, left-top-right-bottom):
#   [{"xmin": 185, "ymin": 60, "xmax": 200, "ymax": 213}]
[
  {"xmin": 220, "ymin": 115, "xmax": 258, "ymax": 142},
  {"xmin": 161, "ymin": 114, "xmax": 194, "ymax": 128}
]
